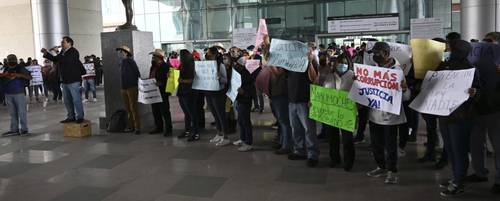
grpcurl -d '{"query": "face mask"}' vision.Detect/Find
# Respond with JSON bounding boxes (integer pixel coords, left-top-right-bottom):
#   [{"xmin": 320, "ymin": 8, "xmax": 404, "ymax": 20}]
[
  {"xmin": 8, "ymin": 62, "xmax": 17, "ymax": 66},
  {"xmin": 442, "ymin": 51, "xmax": 451, "ymax": 62},
  {"xmin": 336, "ymin": 64, "xmax": 348, "ymax": 73}
]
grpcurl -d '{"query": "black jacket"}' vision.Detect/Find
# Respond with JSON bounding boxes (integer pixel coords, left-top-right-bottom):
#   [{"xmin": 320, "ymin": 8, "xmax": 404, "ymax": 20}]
[
  {"xmin": 120, "ymin": 58, "xmax": 141, "ymax": 89},
  {"xmin": 235, "ymin": 66, "xmax": 256, "ymax": 103},
  {"xmin": 43, "ymin": 47, "xmax": 85, "ymax": 84}
]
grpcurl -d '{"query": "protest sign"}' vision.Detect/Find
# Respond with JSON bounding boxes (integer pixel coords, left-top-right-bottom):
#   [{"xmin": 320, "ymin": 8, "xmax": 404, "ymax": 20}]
[
  {"xmin": 245, "ymin": 59, "xmax": 260, "ymax": 74},
  {"xmin": 83, "ymin": 63, "xmax": 95, "ymax": 77},
  {"xmin": 165, "ymin": 68, "xmax": 180, "ymax": 94},
  {"xmin": 468, "ymin": 42, "xmax": 500, "ymax": 91},
  {"xmin": 310, "ymin": 85, "xmax": 357, "ymax": 132},
  {"xmin": 410, "ymin": 69, "xmax": 475, "ymax": 116},
  {"xmin": 363, "ymin": 41, "xmax": 413, "ymax": 75},
  {"xmin": 25, "ymin": 65, "xmax": 43, "ymax": 86},
  {"xmin": 254, "ymin": 19, "xmax": 268, "ymax": 51},
  {"xmin": 138, "ymin": 78, "xmax": 163, "ymax": 104},
  {"xmin": 233, "ymin": 28, "xmax": 257, "ymax": 50},
  {"xmin": 410, "ymin": 39, "xmax": 446, "ymax": 79},
  {"xmin": 348, "ymin": 63, "xmax": 404, "ymax": 115},
  {"xmin": 267, "ymin": 39, "xmax": 308, "ymax": 72},
  {"xmin": 192, "ymin": 61, "xmax": 221, "ymax": 91},
  {"xmin": 410, "ymin": 18, "xmax": 443, "ymax": 39},
  {"xmin": 226, "ymin": 68, "xmax": 242, "ymax": 102}
]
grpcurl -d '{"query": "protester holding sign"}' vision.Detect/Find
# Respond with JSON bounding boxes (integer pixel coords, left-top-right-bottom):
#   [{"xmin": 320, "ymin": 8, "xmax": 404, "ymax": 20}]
[
  {"xmin": 468, "ymin": 32, "xmax": 500, "ymax": 194},
  {"xmin": 149, "ymin": 49, "xmax": 173, "ymax": 137},
  {"xmin": 433, "ymin": 40, "xmax": 480, "ymax": 197},
  {"xmin": 116, "ymin": 45, "xmax": 141, "ymax": 135},
  {"xmin": 201, "ymin": 47, "xmax": 229, "ymax": 145},
  {"xmin": 1, "ymin": 54, "xmax": 32, "ymax": 136},
  {"xmin": 232, "ymin": 58, "xmax": 256, "ymax": 152},
  {"xmin": 314, "ymin": 53, "xmax": 356, "ymax": 171},
  {"xmin": 176, "ymin": 49, "xmax": 199, "ymax": 140},
  {"xmin": 362, "ymin": 42, "xmax": 410, "ymax": 185},
  {"xmin": 82, "ymin": 57, "xmax": 97, "ymax": 102}
]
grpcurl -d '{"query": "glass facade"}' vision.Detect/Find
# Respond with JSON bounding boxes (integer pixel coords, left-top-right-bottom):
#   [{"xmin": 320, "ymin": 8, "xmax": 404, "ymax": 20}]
[{"xmin": 102, "ymin": 0, "xmax": 455, "ymax": 50}]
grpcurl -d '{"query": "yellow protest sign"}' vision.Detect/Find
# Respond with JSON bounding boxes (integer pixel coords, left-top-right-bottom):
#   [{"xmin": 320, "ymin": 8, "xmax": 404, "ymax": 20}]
[
  {"xmin": 165, "ymin": 69, "xmax": 180, "ymax": 94},
  {"xmin": 410, "ymin": 39, "xmax": 446, "ymax": 79}
]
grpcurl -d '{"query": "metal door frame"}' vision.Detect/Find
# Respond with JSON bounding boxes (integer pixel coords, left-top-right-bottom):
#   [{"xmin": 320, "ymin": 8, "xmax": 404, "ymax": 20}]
[{"xmin": 315, "ymin": 30, "xmax": 410, "ymax": 44}]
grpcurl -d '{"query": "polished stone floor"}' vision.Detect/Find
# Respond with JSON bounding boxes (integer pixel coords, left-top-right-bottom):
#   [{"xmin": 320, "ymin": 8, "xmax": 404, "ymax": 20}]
[{"xmin": 0, "ymin": 87, "xmax": 498, "ymax": 201}]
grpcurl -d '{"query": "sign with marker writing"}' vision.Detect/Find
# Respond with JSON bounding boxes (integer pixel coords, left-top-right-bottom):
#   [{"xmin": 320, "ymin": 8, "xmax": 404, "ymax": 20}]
[
  {"xmin": 468, "ymin": 42, "xmax": 500, "ymax": 91},
  {"xmin": 348, "ymin": 63, "xmax": 404, "ymax": 115},
  {"xmin": 226, "ymin": 68, "xmax": 241, "ymax": 102},
  {"xmin": 138, "ymin": 78, "xmax": 163, "ymax": 104},
  {"xmin": 364, "ymin": 41, "xmax": 413, "ymax": 75},
  {"xmin": 192, "ymin": 61, "xmax": 221, "ymax": 91},
  {"xmin": 267, "ymin": 39, "xmax": 308, "ymax": 72},
  {"xmin": 233, "ymin": 28, "xmax": 257, "ymax": 50},
  {"xmin": 83, "ymin": 63, "xmax": 95, "ymax": 77},
  {"xmin": 245, "ymin": 59, "xmax": 260, "ymax": 74},
  {"xmin": 410, "ymin": 69, "xmax": 475, "ymax": 116},
  {"xmin": 411, "ymin": 39, "xmax": 446, "ymax": 79},
  {"xmin": 310, "ymin": 85, "xmax": 357, "ymax": 132},
  {"xmin": 25, "ymin": 65, "xmax": 43, "ymax": 86}
]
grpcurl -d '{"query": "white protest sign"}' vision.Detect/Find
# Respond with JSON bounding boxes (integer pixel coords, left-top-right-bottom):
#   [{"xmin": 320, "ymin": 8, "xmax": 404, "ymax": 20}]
[
  {"xmin": 410, "ymin": 18, "xmax": 443, "ymax": 39},
  {"xmin": 245, "ymin": 59, "xmax": 260, "ymax": 74},
  {"xmin": 363, "ymin": 41, "xmax": 413, "ymax": 75},
  {"xmin": 138, "ymin": 78, "xmax": 163, "ymax": 104},
  {"xmin": 349, "ymin": 63, "xmax": 404, "ymax": 115},
  {"xmin": 226, "ymin": 68, "xmax": 242, "ymax": 102},
  {"xmin": 83, "ymin": 63, "xmax": 96, "ymax": 77},
  {"xmin": 25, "ymin": 65, "xmax": 43, "ymax": 86},
  {"xmin": 267, "ymin": 39, "xmax": 308, "ymax": 73},
  {"xmin": 233, "ymin": 28, "xmax": 257, "ymax": 50},
  {"xmin": 192, "ymin": 61, "xmax": 221, "ymax": 91},
  {"xmin": 409, "ymin": 69, "xmax": 475, "ymax": 116}
]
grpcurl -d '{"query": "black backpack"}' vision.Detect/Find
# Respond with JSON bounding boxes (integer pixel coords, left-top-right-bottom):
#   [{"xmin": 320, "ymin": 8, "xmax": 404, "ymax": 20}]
[{"xmin": 106, "ymin": 110, "xmax": 128, "ymax": 132}]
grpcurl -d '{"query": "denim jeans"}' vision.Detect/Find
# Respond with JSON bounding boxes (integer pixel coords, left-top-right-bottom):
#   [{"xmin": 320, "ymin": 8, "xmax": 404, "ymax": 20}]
[
  {"xmin": 5, "ymin": 93, "xmax": 28, "ymax": 132},
  {"xmin": 178, "ymin": 93, "xmax": 199, "ymax": 134},
  {"xmin": 83, "ymin": 79, "xmax": 96, "ymax": 99},
  {"xmin": 28, "ymin": 85, "xmax": 44, "ymax": 99},
  {"xmin": 440, "ymin": 118, "xmax": 473, "ymax": 186},
  {"xmin": 369, "ymin": 122, "xmax": 399, "ymax": 172},
  {"xmin": 271, "ymin": 96, "xmax": 292, "ymax": 151},
  {"xmin": 289, "ymin": 102, "xmax": 319, "ymax": 160},
  {"xmin": 355, "ymin": 106, "xmax": 369, "ymax": 141},
  {"xmin": 470, "ymin": 112, "xmax": 500, "ymax": 184},
  {"xmin": 237, "ymin": 101, "xmax": 253, "ymax": 145},
  {"xmin": 206, "ymin": 93, "xmax": 227, "ymax": 134},
  {"xmin": 62, "ymin": 82, "xmax": 84, "ymax": 120},
  {"xmin": 49, "ymin": 83, "xmax": 63, "ymax": 101}
]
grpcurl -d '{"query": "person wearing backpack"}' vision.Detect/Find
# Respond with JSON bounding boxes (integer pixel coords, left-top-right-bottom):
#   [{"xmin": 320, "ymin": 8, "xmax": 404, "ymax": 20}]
[
  {"xmin": 116, "ymin": 45, "xmax": 141, "ymax": 134},
  {"xmin": 2, "ymin": 54, "xmax": 32, "ymax": 136}
]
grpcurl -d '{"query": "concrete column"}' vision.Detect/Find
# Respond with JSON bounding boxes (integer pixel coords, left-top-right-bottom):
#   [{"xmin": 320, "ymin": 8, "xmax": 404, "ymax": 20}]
[
  {"xmin": 32, "ymin": 0, "xmax": 70, "ymax": 60},
  {"xmin": 461, "ymin": 0, "xmax": 498, "ymax": 41}
]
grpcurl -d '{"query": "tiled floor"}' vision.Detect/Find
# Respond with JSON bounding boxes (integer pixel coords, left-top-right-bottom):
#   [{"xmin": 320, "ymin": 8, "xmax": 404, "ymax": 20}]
[{"xmin": 0, "ymin": 87, "xmax": 498, "ymax": 201}]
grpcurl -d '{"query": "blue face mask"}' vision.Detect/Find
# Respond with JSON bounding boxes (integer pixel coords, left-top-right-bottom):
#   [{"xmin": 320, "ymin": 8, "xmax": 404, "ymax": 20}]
[
  {"xmin": 442, "ymin": 51, "xmax": 451, "ymax": 62},
  {"xmin": 336, "ymin": 63, "xmax": 348, "ymax": 73}
]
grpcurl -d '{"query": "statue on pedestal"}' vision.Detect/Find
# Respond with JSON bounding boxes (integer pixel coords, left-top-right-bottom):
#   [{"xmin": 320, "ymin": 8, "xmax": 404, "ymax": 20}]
[{"xmin": 116, "ymin": 0, "xmax": 137, "ymax": 31}]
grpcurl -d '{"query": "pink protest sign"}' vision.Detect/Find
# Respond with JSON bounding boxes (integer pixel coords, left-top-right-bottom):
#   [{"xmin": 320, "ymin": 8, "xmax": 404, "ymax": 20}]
[{"xmin": 254, "ymin": 19, "xmax": 268, "ymax": 51}]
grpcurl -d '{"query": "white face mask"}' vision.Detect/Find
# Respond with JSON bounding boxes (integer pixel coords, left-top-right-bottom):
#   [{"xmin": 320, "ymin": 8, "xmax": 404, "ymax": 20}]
[{"xmin": 442, "ymin": 51, "xmax": 451, "ymax": 62}]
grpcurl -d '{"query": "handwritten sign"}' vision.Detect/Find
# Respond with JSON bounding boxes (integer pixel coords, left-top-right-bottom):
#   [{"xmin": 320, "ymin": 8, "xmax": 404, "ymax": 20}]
[
  {"xmin": 233, "ymin": 28, "xmax": 257, "ymax": 50},
  {"xmin": 83, "ymin": 63, "xmax": 95, "ymax": 77},
  {"xmin": 348, "ymin": 63, "xmax": 404, "ymax": 115},
  {"xmin": 364, "ymin": 41, "xmax": 413, "ymax": 75},
  {"xmin": 25, "ymin": 65, "xmax": 43, "ymax": 86},
  {"xmin": 468, "ymin": 42, "xmax": 500, "ymax": 91},
  {"xmin": 165, "ymin": 68, "xmax": 180, "ymax": 94},
  {"xmin": 138, "ymin": 78, "xmax": 163, "ymax": 104},
  {"xmin": 245, "ymin": 59, "xmax": 260, "ymax": 74},
  {"xmin": 310, "ymin": 85, "xmax": 357, "ymax": 132},
  {"xmin": 192, "ymin": 61, "xmax": 221, "ymax": 91},
  {"xmin": 267, "ymin": 39, "xmax": 308, "ymax": 72},
  {"xmin": 226, "ymin": 68, "xmax": 242, "ymax": 102},
  {"xmin": 410, "ymin": 69, "xmax": 475, "ymax": 116},
  {"xmin": 254, "ymin": 19, "xmax": 268, "ymax": 51},
  {"xmin": 411, "ymin": 39, "xmax": 446, "ymax": 79}
]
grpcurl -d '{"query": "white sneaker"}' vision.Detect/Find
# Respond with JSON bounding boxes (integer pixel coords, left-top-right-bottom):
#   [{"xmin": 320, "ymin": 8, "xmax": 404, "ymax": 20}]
[
  {"xmin": 93, "ymin": 98, "xmax": 97, "ymax": 102},
  {"xmin": 210, "ymin": 135, "xmax": 223, "ymax": 143},
  {"xmin": 398, "ymin": 148, "xmax": 406, "ymax": 157},
  {"xmin": 216, "ymin": 139, "xmax": 231, "ymax": 147},
  {"xmin": 82, "ymin": 99, "xmax": 89, "ymax": 103},
  {"xmin": 233, "ymin": 140, "xmax": 243, "ymax": 146},
  {"xmin": 238, "ymin": 143, "xmax": 253, "ymax": 152},
  {"xmin": 384, "ymin": 171, "xmax": 399, "ymax": 184}
]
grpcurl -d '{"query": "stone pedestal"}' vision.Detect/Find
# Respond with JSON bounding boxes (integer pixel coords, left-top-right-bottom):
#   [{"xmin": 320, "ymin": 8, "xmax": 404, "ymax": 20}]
[{"xmin": 100, "ymin": 30, "xmax": 155, "ymax": 131}]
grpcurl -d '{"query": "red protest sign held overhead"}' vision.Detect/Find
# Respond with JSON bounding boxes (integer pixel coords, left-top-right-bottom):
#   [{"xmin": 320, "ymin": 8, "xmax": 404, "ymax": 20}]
[{"xmin": 254, "ymin": 19, "xmax": 268, "ymax": 51}]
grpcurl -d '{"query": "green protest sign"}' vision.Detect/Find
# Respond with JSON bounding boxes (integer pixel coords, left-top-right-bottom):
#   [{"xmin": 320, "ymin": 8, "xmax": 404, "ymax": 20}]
[{"xmin": 309, "ymin": 84, "xmax": 357, "ymax": 132}]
